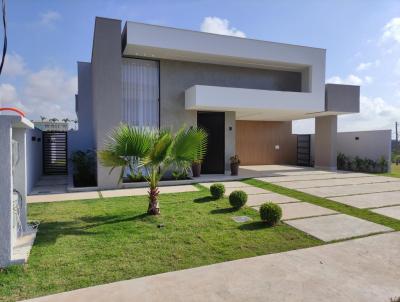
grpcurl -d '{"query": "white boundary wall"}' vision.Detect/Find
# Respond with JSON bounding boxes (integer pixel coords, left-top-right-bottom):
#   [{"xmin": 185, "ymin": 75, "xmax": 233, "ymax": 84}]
[{"xmin": 310, "ymin": 129, "xmax": 392, "ymax": 166}]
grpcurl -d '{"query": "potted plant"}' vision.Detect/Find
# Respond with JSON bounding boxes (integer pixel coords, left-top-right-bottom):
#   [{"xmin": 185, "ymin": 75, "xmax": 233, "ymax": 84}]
[
  {"xmin": 192, "ymin": 160, "xmax": 202, "ymax": 177},
  {"xmin": 230, "ymin": 155, "xmax": 240, "ymax": 176}
]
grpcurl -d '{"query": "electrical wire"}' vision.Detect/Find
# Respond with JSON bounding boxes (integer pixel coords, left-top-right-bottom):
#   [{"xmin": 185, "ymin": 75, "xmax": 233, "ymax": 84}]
[{"xmin": 0, "ymin": 0, "xmax": 6, "ymax": 76}]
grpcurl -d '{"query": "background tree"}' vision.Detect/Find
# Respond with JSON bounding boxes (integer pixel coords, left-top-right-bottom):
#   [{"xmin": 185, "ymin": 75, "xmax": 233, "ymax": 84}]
[{"xmin": 99, "ymin": 124, "xmax": 207, "ymax": 215}]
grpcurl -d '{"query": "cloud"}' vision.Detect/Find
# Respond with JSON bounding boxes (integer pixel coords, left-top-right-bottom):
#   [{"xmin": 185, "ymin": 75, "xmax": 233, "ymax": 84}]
[
  {"xmin": 39, "ymin": 11, "xmax": 61, "ymax": 27},
  {"xmin": 2, "ymin": 53, "xmax": 27, "ymax": 76},
  {"xmin": 0, "ymin": 83, "xmax": 28, "ymax": 111},
  {"xmin": 23, "ymin": 67, "xmax": 77, "ymax": 119},
  {"xmin": 382, "ymin": 17, "xmax": 400, "ymax": 43},
  {"xmin": 327, "ymin": 74, "xmax": 364, "ymax": 85},
  {"xmin": 356, "ymin": 60, "xmax": 380, "ymax": 71},
  {"xmin": 200, "ymin": 17, "xmax": 246, "ymax": 38},
  {"xmin": 339, "ymin": 95, "xmax": 400, "ymax": 133}
]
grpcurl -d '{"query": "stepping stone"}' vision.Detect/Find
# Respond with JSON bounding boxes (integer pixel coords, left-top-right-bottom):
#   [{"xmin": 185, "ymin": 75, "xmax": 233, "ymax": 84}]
[
  {"xmin": 285, "ymin": 214, "xmax": 392, "ymax": 242},
  {"xmin": 252, "ymin": 202, "xmax": 336, "ymax": 220},
  {"xmin": 371, "ymin": 205, "xmax": 400, "ymax": 220},
  {"xmin": 232, "ymin": 216, "xmax": 252, "ymax": 223},
  {"xmin": 331, "ymin": 191, "xmax": 400, "ymax": 209},
  {"xmin": 225, "ymin": 186, "xmax": 267, "ymax": 196},
  {"xmin": 299, "ymin": 182, "xmax": 400, "ymax": 198},
  {"xmin": 27, "ymin": 191, "xmax": 100, "ymax": 203},
  {"xmin": 101, "ymin": 185, "xmax": 198, "ymax": 198},
  {"xmin": 246, "ymin": 193, "xmax": 298, "ymax": 207},
  {"xmin": 282, "ymin": 177, "xmax": 400, "ymax": 190},
  {"xmin": 200, "ymin": 181, "xmax": 251, "ymax": 189}
]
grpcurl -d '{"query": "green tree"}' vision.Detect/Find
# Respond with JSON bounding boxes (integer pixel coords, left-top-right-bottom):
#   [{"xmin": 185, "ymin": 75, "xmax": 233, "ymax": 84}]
[{"xmin": 99, "ymin": 124, "xmax": 207, "ymax": 215}]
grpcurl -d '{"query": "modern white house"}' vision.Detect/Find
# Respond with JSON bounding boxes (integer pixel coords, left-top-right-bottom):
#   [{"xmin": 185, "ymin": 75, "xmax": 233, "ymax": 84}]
[{"xmin": 73, "ymin": 17, "xmax": 365, "ymax": 189}]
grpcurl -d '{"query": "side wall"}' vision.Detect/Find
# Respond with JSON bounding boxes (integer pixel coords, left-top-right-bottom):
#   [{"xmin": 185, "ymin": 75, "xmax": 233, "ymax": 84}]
[
  {"xmin": 310, "ymin": 130, "xmax": 392, "ymax": 166},
  {"xmin": 236, "ymin": 121, "xmax": 297, "ymax": 165},
  {"xmin": 92, "ymin": 18, "xmax": 122, "ymax": 189},
  {"xmin": 26, "ymin": 128, "xmax": 42, "ymax": 194}
]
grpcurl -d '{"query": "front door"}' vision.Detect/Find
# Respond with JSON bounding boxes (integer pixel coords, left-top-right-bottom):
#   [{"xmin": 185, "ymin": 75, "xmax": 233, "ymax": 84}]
[{"xmin": 197, "ymin": 112, "xmax": 225, "ymax": 174}]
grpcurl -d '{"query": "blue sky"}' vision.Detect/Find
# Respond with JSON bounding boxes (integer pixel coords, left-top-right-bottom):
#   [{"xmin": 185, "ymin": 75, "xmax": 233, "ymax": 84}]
[{"xmin": 1, "ymin": 0, "xmax": 400, "ymax": 135}]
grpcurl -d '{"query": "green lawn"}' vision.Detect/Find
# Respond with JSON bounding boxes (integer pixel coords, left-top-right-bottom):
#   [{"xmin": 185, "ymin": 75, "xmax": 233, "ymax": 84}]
[
  {"xmin": 0, "ymin": 185, "xmax": 321, "ymax": 302},
  {"xmin": 381, "ymin": 163, "xmax": 400, "ymax": 178}
]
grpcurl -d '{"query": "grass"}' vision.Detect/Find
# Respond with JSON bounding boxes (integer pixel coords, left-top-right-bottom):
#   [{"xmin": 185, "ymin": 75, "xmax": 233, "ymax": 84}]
[
  {"xmin": 0, "ymin": 186, "xmax": 321, "ymax": 302},
  {"xmin": 381, "ymin": 163, "xmax": 400, "ymax": 178},
  {"xmin": 245, "ymin": 179, "xmax": 400, "ymax": 231}
]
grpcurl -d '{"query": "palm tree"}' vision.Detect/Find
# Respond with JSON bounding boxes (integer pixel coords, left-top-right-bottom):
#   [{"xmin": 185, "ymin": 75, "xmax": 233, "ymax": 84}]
[
  {"xmin": 99, "ymin": 124, "xmax": 207, "ymax": 215},
  {"xmin": 49, "ymin": 118, "xmax": 59, "ymax": 123},
  {"xmin": 40, "ymin": 116, "xmax": 46, "ymax": 122}
]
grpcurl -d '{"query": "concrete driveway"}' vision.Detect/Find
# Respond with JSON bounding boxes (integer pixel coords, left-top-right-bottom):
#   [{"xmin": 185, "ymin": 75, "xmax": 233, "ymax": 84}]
[{"xmin": 22, "ymin": 232, "xmax": 400, "ymax": 302}]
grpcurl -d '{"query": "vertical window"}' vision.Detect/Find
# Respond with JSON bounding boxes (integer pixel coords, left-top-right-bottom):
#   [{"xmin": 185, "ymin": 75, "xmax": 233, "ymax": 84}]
[{"xmin": 122, "ymin": 58, "xmax": 159, "ymax": 127}]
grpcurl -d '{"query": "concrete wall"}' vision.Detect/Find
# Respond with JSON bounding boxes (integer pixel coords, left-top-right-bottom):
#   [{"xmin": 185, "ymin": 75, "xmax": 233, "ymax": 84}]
[
  {"xmin": 310, "ymin": 129, "xmax": 392, "ymax": 166},
  {"xmin": 314, "ymin": 115, "xmax": 337, "ymax": 170},
  {"xmin": 325, "ymin": 84, "xmax": 360, "ymax": 113},
  {"xmin": 26, "ymin": 128, "xmax": 42, "ymax": 193},
  {"xmin": 91, "ymin": 17, "xmax": 122, "ymax": 189}
]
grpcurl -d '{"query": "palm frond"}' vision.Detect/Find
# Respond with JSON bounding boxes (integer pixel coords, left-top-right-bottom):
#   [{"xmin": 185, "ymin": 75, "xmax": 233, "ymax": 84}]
[
  {"xmin": 171, "ymin": 126, "xmax": 208, "ymax": 163},
  {"xmin": 146, "ymin": 131, "xmax": 173, "ymax": 165}
]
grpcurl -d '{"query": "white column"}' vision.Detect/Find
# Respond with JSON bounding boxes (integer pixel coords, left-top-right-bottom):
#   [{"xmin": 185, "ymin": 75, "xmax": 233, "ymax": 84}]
[
  {"xmin": 315, "ymin": 115, "xmax": 337, "ymax": 170},
  {"xmin": 0, "ymin": 121, "xmax": 13, "ymax": 267}
]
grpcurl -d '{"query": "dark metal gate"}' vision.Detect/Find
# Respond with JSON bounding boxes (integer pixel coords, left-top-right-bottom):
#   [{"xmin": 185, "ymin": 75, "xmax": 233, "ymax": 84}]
[
  {"xmin": 43, "ymin": 131, "xmax": 68, "ymax": 175},
  {"xmin": 297, "ymin": 135, "xmax": 311, "ymax": 166}
]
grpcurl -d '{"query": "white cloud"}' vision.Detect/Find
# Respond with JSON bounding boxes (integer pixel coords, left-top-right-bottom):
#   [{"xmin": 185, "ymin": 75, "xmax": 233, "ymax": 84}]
[
  {"xmin": 382, "ymin": 17, "xmax": 400, "ymax": 43},
  {"xmin": 356, "ymin": 60, "xmax": 380, "ymax": 71},
  {"xmin": 23, "ymin": 67, "xmax": 77, "ymax": 119},
  {"xmin": 327, "ymin": 74, "xmax": 364, "ymax": 85},
  {"xmin": 39, "ymin": 11, "xmax": 61, "ymax": 27},
  {"xmin": 2, "ymin": 53, "xmax": 27, "ymax": 76},
  {"xmin": 0, "ymin": 83, "xmax": 28, "ymax": 112},
  {"xmin": 339, "ymin": 95, "xmax": 400, "ymax": 132},
  {"xmin": 200, "ymin": 17, "xmax": 246, "ymax": 38}
]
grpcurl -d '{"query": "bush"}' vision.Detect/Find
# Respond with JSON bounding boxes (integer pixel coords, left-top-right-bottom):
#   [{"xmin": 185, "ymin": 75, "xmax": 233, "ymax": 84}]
[
  {"xmin": 210, "ymin": 183, "xmax": 225, "ymax": 199},
  {"xmin": 71, "ymin": 150, "xmax": 97, "ymax": 187},
  {"xmin": 259, "ymin": 203, "xmax": 282, "ymax": 226},
  {"xmin": 229, "ymin": 190, "xmax": 247, "ymax": 208}
]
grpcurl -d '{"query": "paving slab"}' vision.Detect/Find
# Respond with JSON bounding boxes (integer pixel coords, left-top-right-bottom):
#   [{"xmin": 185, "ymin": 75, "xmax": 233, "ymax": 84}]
[
  {"xmin": 22, "ymin": 232, "xmax": 400, "ymax": 302},
  {"xmin": 331, "ymin": 191, "xmax": 400, "ymax": 209},
  {"xmin": 224, "ymin": 186, "xmax": 267, "ymax": 196},
  {"xmin": 299, "ymin": 182, "xmax": 400, "ymax": 198},
  {"xmin": 200, "ymin": 181, "xmax": 251, "ymax": 189},
  {"xmin": 286, "ymin": 214, "xmax": 392, "ymax": 242},
  {"xmin": 246, "ymin": 193, "xmax": 298, "ymax": 207},
  {"xmin": 371, "ymin": 205, "xmax": 400, "ymax": 220},
  {"xmin": 252, "ymin": 202, "xmax": 337, "ymax": 220},
  {"xmin": 281, "ymin": 176, "xmax": 400, "ymax": 190},
  {"xmin": 27, "ymin": 191, "xmax": 101, "ymax": 203},
  {"xmin": 101, "ymin": 185, "xmax": 198, "ymax": 198},
  {"xmin": 257, "ymin": 172, "xmax": 374, "ymax": 184}
]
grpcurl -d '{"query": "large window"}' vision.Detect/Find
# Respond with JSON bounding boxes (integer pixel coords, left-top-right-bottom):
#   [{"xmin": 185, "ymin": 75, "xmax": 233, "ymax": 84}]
[{"xmin": 122, "ymin": 58, "xmax": 159, "ymax": 127}]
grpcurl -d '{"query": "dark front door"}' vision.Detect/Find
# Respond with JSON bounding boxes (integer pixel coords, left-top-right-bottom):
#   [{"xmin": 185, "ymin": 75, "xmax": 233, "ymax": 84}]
[{"xmin": 197, "ymin": 112, "xmax": 225, "ymax": 174}]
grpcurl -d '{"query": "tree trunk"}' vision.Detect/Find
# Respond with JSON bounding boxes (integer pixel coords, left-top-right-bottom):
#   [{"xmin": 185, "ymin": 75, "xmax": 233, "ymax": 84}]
[{"xmin": 147, "ymin": 186, "xmax": 160, "ymax": 215}]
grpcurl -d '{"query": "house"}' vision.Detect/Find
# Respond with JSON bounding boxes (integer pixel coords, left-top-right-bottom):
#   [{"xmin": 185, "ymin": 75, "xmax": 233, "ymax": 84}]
[{"xmin": 74, "ymin": 17, "xmax": 361, "ymax": 189}]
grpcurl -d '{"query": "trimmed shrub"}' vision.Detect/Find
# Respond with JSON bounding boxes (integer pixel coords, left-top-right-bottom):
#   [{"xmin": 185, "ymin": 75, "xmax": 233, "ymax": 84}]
[
  {"xmin": 259, "ymin": 202, "xmax": 282, "ymax": 226},
  {"xmin": 210, "ymin": 183, "xmax": 225, "ymax": 199},
  {"xmin": 229, "ymin": 190, "xmax": 248, "ymax": 208}
]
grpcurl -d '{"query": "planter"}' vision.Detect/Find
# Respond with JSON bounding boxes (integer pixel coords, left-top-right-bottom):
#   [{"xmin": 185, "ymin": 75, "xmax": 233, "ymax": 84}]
[
  {"xmin": 192, "ymin": 162, "xmax": 201, "ymax": 177},
  {"xmin": 230, "ymin": 163, "xmax": 239, "ymax": 176}
]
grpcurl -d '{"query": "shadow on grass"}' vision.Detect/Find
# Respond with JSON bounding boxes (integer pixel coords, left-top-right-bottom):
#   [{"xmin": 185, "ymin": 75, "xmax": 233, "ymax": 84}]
[
  {"xmin": 34, "ymin": 213, "xmax": 149, "ymax": 247},
  {"xmin": 238, "ymin": 221, "xmax": 269, "ymax": 231},
  {"xmin": 210, "ymin": 207, "xmax": 237, "ymax": 214},
  {"xmin": 193, "ymin": 196, "xmax": 215, "ymax": 203}
]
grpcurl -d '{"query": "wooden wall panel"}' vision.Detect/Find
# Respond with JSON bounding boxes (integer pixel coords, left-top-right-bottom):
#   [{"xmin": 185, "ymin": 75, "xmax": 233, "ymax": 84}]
[{"xmin": 236, "ymin": 121, "xmax": 297, "ymax": 165}]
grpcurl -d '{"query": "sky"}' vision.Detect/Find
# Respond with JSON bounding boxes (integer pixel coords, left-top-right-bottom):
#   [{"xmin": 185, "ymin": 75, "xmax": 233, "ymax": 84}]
[{"xmin": 1, "ymin": 0, "xmax": 400, "ymax": 136}]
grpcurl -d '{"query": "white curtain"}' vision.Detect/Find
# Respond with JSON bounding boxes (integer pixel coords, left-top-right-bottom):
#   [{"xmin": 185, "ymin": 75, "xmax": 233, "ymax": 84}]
[{"xmin": 122, "ymin": 58, "xmax": 159, "ymax": 127}]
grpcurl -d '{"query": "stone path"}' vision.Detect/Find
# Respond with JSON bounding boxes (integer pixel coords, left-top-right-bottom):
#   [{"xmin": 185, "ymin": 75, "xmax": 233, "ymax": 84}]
[
  {"xmin": 28, "ymin": 185, "xmax": 199, "ymax": 203},
  {"xmin": 200, "ymin": 181, "xmax": 393, "ymax": 242},
  {"xmin": 22, "ymin": 232, "xmax": 400, "ymax": 302},
  {"xmin": 257, "ymin": 170, "xmax": 400, "ymax": 223}
]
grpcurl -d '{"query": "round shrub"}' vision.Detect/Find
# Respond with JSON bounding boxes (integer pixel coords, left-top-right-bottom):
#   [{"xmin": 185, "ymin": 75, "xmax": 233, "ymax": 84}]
[
  {"xmin": 259, "ymin": 202, "xmax": 282, "ymax": 226},
  {"xmin": 210, "ymin": 183, "xmax": 225, "ymax": 199},
  {"xmin": 229, "ymin": 190, "xmax": 248, "ymax": 208}
]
